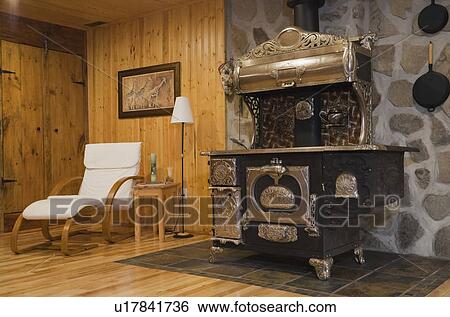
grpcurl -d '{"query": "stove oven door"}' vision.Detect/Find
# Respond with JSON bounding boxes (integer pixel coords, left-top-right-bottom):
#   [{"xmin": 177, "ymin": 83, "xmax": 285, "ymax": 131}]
[{"xmin": 246, "ymin": 159, "xmax": 309, "ymax": 225}]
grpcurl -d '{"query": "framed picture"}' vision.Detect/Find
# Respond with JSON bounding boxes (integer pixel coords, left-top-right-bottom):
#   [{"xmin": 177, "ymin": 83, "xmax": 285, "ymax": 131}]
[{"xmin": 118, "ymin": 62, "xmax": 180, "ymax": 118}]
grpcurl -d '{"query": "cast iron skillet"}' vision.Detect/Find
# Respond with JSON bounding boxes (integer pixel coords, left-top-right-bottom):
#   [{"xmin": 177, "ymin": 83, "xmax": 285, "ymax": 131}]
[
  {"xmin": 418, "ymin": 0, "xmax": 449, "ymax": 34},
  {"xmin": 413, "ymin": 42, "xmax": 450, "ymax": 112}
]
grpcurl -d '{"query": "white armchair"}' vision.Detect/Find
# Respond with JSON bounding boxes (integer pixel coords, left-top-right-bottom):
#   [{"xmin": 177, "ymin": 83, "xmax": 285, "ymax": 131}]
[{"xmin": 11, "ymin": 142, "xmax": 144, "ymax": 255}]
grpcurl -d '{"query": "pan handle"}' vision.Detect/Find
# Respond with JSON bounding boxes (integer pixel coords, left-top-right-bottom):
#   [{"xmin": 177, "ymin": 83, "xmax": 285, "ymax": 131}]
[{"xmin": 429, "ymin": 42, "xmax": 433, "ymax": 70}]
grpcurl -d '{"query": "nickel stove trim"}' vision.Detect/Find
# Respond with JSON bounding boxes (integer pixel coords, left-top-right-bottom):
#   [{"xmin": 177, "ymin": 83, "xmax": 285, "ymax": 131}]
[
  {"xmin": 260, "ymin": 186, "xmax": 296, "ymax": 209},
  {"xmin": 201, "ymin": 144, "xmax": 419, "ymax": 157},
  {"xmin": 210, "ymin": 187, "xmax": 242, "ymax": 242},
  {"xmin": 257, "ymin": 223, "xmax": 298, "ymax": 243},
  {"xmin": 335, "ymin": 172, "xmax": 359, "ymax": 198},
  {"xmin": 209, "ymin": 158, "xmax": 237, "ymax": 186}
]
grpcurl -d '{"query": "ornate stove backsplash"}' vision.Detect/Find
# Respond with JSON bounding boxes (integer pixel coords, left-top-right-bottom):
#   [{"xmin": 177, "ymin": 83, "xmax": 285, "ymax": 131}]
[
  {"xmin": 259, "ymin": 95, "xmax": 296, "ymax": 148},
  {"xmin": 243, "ymin": 85, "xmax": 366, "ymax": 148},
  {"xmin": 320, "ymin": 87, "xmax": 362, "ymax": 146}
]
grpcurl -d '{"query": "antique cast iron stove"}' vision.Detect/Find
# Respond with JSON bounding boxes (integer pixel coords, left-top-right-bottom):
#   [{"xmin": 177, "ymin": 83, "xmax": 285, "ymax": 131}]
[{"xmin": 202, "ymin": 1, "xmax": 415, "ymax": 280}]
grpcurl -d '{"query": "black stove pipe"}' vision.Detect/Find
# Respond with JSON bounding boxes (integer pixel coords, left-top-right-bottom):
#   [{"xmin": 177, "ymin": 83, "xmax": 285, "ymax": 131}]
[
  {"xmin": 287, "ymin": 0, "xmax": 325, "ymax": 32},
  {"xmin": 286, "ymin": 0, "xmax": 326, "ymax": 147}
]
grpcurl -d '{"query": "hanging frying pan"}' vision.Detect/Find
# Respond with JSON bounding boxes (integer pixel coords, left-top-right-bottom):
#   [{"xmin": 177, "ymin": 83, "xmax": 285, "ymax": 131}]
[
  {"xmin": 413, "ymin": 42, "xmax": 450, "ymax": 112},
  {"xmin": 418, "ymin": 0, "xmax": 449, "ymax": 34}
]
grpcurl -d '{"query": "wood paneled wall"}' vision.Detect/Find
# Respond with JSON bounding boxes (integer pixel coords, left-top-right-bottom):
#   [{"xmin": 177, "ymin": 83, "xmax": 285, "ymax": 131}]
[
  {"xmin": 1, "ymin": 42, "xmax": 45, "ymax": 214},
  {"xmin": 87, "ymin": 0, "xmax": 225, "ymax": 233},
  {"xmin": 0, "ymin": 41, "xmax": 86, "ymax": 218},
  {"xmin": 0, "ymin": 13, "xmax": 87, "ymax": 232}
]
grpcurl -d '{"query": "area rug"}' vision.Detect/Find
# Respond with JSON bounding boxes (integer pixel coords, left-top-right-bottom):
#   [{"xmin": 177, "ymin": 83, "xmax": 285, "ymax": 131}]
[{"xmin": 117, "ymin": 241, "xmax": 450, "ymax": 297}]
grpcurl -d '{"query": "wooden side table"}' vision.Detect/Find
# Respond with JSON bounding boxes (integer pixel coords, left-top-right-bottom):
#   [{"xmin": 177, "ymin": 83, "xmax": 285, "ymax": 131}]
[{"xmin": 133, "ymin": 183, "xmax": 180, "ymax": 242}]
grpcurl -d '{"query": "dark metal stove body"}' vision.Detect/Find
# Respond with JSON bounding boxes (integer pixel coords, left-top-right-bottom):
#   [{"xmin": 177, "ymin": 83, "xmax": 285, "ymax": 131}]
[
  {"xmin": 203, "ymin": 146, "xmax": 413, "ymax": 280},
  {"xmin": 204, "ymin": 7, "xmax": 415, "ymax": 280}
]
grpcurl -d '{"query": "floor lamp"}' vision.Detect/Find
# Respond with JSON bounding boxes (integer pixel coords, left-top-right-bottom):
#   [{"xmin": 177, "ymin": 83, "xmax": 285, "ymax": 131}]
[{"xmin": 171, "ymin": 96, "xmax": 194, "ymax": 239}]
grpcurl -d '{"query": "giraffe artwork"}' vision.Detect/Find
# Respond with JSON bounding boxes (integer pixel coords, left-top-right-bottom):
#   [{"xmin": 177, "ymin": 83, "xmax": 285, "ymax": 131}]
[{"xmin": 118, "ymin": 62, "xmax": 180, "ymax": 118}]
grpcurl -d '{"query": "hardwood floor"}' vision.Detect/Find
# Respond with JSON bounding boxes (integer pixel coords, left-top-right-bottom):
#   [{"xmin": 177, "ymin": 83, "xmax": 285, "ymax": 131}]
[
  {"xmin": 0, "ymin": 228, "xmax": 448, "ymax": 296},
  {"xmin": 429, "ymin": 279, "xmax": 450, "ymax": 297},
  {"xmin": 0, "ymin": 228, "xmax": 298, "ymax": 296}
]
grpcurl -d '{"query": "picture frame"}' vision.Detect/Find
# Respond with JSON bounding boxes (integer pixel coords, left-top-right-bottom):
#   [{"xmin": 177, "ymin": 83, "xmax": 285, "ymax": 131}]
[{"xmin": 118, "ymin": 62, "xmax": 180, "ymax": 119}]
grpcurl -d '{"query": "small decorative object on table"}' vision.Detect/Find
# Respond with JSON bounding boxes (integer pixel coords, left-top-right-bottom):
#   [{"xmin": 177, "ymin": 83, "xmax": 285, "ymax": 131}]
[
  {"xmin": 150, "ymin": 153, "xmax": 157, "ymax": 183},
  {"xmin": 165, "ymin": 167, "xmax": 174, "ymax": 184}
]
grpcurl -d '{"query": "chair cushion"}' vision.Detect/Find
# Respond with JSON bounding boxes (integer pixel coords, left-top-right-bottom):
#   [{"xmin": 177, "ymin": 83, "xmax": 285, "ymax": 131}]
[
  {"xmin": 22, "ymin": 196, "xmax": 104, "ymax": 220},
  {"xmin": 84, "ymin": 142, "xmax": 142, "ymax": 169},
  {"xmin": 78, "ymin": 166, "xmax": 139, "ymax": 200},
  {"xmin": 78, "ymin": 142, "xmax": 142, "ymax": 200}
]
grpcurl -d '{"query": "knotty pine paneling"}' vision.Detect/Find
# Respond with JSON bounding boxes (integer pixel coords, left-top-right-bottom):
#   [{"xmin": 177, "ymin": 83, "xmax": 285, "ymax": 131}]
[
  {"xmin": 44, "ymin": 50, "xmax": 86, "ymax": 193},
  {"xmin": 0, "ymin": 41, "xmax": 86, "ymax": 218},
  {"xmin": 1, "ymin": 42, "xmax": 45, "ymax": 214},
  {"xmin": 87, "ymin": 0, "xmax": 225, "ymax": 233}
]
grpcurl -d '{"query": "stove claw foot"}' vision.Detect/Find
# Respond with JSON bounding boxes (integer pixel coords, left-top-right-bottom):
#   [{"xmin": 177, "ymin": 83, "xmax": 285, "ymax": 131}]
[
  {"xmin": 309, "ymin": 257, "xmax": 333, "ymax": 281},
  {"xmin": 209, "ymin": 246, "xmax": 223, "ymax": 264},
  {"xmin": 354, "ymin": 246, "xmax": 365, "ymax": 264}
]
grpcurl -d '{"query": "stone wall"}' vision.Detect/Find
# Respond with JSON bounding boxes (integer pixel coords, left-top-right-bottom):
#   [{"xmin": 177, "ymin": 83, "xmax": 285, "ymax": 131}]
[
  {"xmin": 357, "ymin": 0, "xmax": 450, "ymax": 258},
  {"xmin": 225, "ymin": 0, "xmax": 450, "ymax": 259},
  {"xmin": 225, "ymin": 0, "xmax": 292, "ymax": 149}
]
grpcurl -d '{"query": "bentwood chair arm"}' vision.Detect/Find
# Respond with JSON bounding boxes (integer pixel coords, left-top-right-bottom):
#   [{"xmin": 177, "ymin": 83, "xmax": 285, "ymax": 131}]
[
  {"xmin": 102, "ymin": 175, "xmax": 144, "ymax": 242},
  {"xmin": 104, "ymin": 176, "xmax": 144, "ymax": 207},
  {"xmin": 49, "ymin": 176, "xmax": 84, "ymax": 196}
]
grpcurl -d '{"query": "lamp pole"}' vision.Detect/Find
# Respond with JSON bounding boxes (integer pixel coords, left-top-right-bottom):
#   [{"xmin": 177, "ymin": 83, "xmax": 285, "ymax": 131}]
[
  {"xmin": 171, "ymin": 96, "xmax": 193, "ymax": 239},
  {"xmin": 174, "ymin": 121, "xmax": 193, "ymax": 238}
]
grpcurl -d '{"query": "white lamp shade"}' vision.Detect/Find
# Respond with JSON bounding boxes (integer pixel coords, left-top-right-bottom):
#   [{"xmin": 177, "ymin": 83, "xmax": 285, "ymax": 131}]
[{"xmin": 171, "ymin": 96, "xmax": 194, "ymax": 124}]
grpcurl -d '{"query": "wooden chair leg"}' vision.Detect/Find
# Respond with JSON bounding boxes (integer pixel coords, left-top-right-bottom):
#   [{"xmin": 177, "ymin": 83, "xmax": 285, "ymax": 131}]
[
  {"xmin": 102, "ymin": 206, "xmax": 133, "ymax": 244},
  {"xmin": 61, "ymin": 219, "xmax": 97, "ymax": 256},
  {"xmin": 10, "ymin": 214, "xmax": 23, "ymax": 253},
  {"xmin": 41, "ymin": 220, "xmax": 59, "ymax": 241},
  {"xmin": 11, "ymin": 215, "xmax": 52, "ymax": 254},
  {"xmin": 102, "ymin": 206, "xmax": 113, "ymax": 242}
]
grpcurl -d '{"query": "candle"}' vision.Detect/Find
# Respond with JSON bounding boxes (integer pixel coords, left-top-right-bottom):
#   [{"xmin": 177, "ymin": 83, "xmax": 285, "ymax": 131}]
[
  {"xmin": 151, "ymin": 153, "xmax": 157, "ymax": 164},
  {"xmin": 165, "ymin": 167, "xmax": 174, "ymax": 184}
]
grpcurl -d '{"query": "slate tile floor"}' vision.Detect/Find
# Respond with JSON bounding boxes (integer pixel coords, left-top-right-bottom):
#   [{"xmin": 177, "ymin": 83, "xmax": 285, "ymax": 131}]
[{"xmin": 117, "ymin": 242, "xmax": 450, "ymax": 297}]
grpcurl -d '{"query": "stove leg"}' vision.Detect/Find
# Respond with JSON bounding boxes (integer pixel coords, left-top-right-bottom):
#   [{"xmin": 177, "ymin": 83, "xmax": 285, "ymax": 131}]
[
  {"xmin": 309, "ymin": 257, "xmax": 333, "ymax": 281},
  {"xmin": 208, "ymin": 246, "xmax": 223, "ymax": 264},
  {"xmin": 354, "ymin": 246, "xmax": 365, "ymax": 264}
]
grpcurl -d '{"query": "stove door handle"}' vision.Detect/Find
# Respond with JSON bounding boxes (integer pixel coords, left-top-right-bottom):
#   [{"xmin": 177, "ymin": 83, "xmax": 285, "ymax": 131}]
[{"xmin": 271, "ymin": 66, "xmax": 306, "ymax": 88}]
